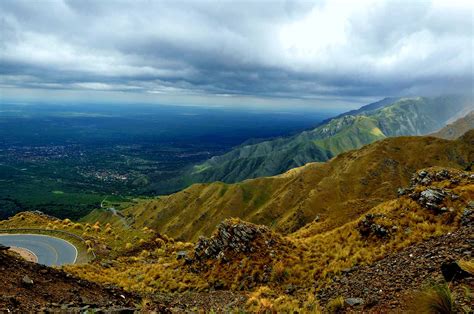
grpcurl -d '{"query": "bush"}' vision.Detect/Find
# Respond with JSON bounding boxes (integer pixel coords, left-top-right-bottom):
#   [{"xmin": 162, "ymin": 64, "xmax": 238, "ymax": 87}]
[
  {"xmin": 271, "ymin": 261, "xmax": 288, "ymax": 283},
  {"xmin": 458, "ymin": 259, "xmax": 474, "ymax": 275},
  {"xmin": 415, "ymin": 283, "xmax": 456, "ymax": 314},
  {"xmin": 326, "ymin": 296, "xmax": 345, "ymax": 314}
]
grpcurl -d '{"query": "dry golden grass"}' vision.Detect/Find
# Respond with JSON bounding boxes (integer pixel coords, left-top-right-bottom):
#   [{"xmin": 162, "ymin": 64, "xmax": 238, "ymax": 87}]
[
  {"xmin": 60, "ymin": 167, "xmax": 472, "ymax": 306},
  {"xmin": 1, "ymin": 132, "xmax": 472, "ymax": 312},
  {"xmin": 64, "ymin": 238, "xmax": 208, "ymax": 293},
  {"xmin": 246, "ymin": 286, "xmax": 321, "ymax": 313},
  {"xmin": 326, "ymin": 296, "xmax": 345, "ymax": 313},
  {"xmin": 413, "ymin": 283, "xmax": 456, "ymax": 314},
  {"xmin": 458, "ymin": 259, "xmax": 474, "ymax": 275},
  {"xmin": 123, "ymin": 132, "xmax": 473, "ymax": 242}
]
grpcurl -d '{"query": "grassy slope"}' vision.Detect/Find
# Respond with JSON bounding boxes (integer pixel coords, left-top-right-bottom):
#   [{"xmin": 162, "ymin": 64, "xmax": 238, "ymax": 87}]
[
  {"xmin": 189, "ymin": 95, "xmax": 470, "ymax": 184},
  {"xmin": 124, "ymin": 130, "xmax": 474, "ymax": 241},
  {"xmin": 63, "ymin": 166, "xmax": 473, "ymax": 313}
]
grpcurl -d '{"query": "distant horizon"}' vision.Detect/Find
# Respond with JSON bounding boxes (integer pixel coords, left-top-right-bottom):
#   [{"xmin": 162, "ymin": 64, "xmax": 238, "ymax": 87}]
[{"xmin": 2, "ymin": 90, "xmax": 471, "ymax": 115}]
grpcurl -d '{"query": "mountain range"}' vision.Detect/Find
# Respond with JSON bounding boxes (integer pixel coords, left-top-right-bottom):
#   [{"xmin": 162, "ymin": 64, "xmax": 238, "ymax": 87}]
[{"xmin": 184, "ymin": 95, "xmax": 471, "ymax": 184}]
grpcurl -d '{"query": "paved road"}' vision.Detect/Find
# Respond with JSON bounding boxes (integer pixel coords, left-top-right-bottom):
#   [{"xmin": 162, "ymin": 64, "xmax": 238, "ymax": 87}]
[{"xmin": 0, "ymin": 234, "xmax": 77, "ymax": 266}]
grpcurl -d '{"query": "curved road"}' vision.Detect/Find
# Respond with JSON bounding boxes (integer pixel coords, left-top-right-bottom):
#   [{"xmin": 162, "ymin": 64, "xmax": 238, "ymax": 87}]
[{"xmin": 0, "ymin": 234, "xmax": 77, "ymax": 266}]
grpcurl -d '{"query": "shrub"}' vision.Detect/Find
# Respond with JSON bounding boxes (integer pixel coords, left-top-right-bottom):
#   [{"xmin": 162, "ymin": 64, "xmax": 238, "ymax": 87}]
[
  {"xmin": 415, "ymin": 283, "xmax": 456, "ymax": 314},
  {"xmin": 458, "ymin": 259, "xmax": 474, "ymax": 275},
  {"xmin": 326, "ymin": 296, "xmax": 345, "ymax": 314},
  {"xmin": 271, "ymin": 261, "xmax": 288, "ymax": 283},
  {"xmin": 73, "ymin": 223, "xmax": 82, "ymax": 230}
]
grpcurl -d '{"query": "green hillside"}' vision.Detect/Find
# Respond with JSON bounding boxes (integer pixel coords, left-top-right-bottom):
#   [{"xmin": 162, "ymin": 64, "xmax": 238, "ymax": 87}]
[{"xmin": 188, "ymin": 95, "xmax": 471, "ymax": 183}]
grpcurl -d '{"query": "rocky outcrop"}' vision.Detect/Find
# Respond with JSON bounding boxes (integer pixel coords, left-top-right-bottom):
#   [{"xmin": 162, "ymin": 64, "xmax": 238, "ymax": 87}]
[
  {"xmin": 414, "ymin": 188, "xmax": 449, "ymax": 211},
  {"xmin": 408, "ymin": 168, "xmax": 472, "ymax": 189},
  {"xmin": 357, "ymin": 214, "xmax": 390, "ymax": 238},
  {"xmin": 398, "ymin": 168, "xmax": 473, "ymax": 213},
  {"xmin": 193, "ymin": 219, "xmax": 280, "ymax": 261}
]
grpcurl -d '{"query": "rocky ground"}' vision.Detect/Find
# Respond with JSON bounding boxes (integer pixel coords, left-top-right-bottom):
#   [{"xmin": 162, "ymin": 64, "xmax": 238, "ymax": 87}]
[
  {"xmin": 0, "ymin": 246, "xmax": 168, "ymax": 312},
  {"xmin": 154, "ymin": 291, "xmax": 247, "ymax": 312},
  {"xmin": 318, "ymin": 225, "xmax": 473, "ymax": 312}
]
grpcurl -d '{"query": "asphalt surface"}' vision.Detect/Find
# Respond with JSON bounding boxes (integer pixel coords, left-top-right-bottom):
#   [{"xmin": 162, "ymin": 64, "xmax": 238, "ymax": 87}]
[{"xmin": 0, "ymin": 234, "xmax": 77, "ymax": 266}]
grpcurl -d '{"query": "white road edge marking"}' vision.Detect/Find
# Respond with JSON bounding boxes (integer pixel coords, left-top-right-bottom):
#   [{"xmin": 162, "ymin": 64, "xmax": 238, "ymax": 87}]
[
  {"xmin": 0, "ymin": 233, "xmax": 79, "ymax": 264},
  {"xmin": 71, "ymin": 241, "xmax": 78, "ymax": 264}
]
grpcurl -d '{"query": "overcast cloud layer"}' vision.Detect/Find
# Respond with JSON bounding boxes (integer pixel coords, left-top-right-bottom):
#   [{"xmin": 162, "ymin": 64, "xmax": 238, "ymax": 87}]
[{"xmin": 0, "ymin": 0, "xmax": 472, "ymax": 108}]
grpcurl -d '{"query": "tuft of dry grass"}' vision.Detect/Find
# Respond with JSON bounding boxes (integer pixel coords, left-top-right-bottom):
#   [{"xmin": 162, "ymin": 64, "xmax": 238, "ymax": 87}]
[
  {"xmin": 458, "ymin": 259, "xmax": 474, "ymax": 275},
  {"xmin": 413, "ymin": 283, "xmax": 456, "ymax": 314},
  {"xmin": 326, "ymin": 296, "xmax": 345, "ymax": 313}
]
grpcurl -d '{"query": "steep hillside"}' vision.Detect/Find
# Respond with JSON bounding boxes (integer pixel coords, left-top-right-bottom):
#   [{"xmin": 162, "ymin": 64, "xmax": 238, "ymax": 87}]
[
  {"xmin": 65, "ymin": 167, "xmax": 474, "ymax": 312},
  {"xmin": 124, "ymin": 130, "xmax": 474, "ymax": 241},
  {"xmin": 431, "ymin": 110, "xmax": 474, "ymax": 140},
  {"xmin": 188, "ymin": 95, "xmax": 470, "ymax": 183},
  {"xmin": 3, "ymin": 167, "xmax": 472, "ymax": 312}
]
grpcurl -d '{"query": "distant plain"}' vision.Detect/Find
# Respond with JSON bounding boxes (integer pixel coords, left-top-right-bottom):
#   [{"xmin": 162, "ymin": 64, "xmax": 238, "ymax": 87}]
[{"xmin": 0, "ymin": 102, "xmax": 333, "ymax": 219}]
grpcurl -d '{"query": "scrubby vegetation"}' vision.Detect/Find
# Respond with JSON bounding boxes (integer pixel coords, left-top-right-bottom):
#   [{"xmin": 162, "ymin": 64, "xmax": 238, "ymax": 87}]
[
  {"xmin": 1, "ymin": 132, "xmax": 472, "ymax": 311},
  {"xmin": 2, "ymin": 166, "xmax": 468, "ymax": 311}
]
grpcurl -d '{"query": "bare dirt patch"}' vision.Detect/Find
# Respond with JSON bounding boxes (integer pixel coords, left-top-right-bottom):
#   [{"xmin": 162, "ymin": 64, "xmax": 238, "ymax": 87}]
[{"xmin": 9, "ymin": 247, "xmax": 38, "ymax": 263}]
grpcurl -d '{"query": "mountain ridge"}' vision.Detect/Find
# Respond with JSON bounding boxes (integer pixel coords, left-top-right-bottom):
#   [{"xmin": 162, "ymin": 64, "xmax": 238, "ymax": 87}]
[
  {"xmin": 119, "ymin": 129, "xmax": 474, "ymax": 242},
  {"xmin": 183, "ymin": 95, "xmax": 471, "ymax": 184}
]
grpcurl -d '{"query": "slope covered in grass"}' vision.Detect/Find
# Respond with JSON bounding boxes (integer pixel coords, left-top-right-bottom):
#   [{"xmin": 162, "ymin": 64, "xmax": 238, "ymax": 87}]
[
  {"xmin": 63, "ymin": 167, "xmax": 473, "ymax": 312},
  {"xmin": 124, "ymin": 130, "xmax": 474, "ymax": 241}
]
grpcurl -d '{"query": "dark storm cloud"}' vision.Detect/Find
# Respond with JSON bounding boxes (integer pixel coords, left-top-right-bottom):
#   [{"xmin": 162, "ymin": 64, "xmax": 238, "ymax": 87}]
[{"xmin": 0, "ymin": 0, "xmax": 472, "ymax": 104}]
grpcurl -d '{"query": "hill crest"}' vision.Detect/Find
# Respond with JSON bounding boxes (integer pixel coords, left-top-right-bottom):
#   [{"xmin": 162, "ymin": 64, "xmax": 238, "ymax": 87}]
[{"xmin": 119, "ymin": 130, "xmax": 473, "ymax": 241}]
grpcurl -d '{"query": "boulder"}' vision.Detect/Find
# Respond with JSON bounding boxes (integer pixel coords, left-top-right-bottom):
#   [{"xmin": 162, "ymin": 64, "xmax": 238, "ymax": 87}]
[
  {"xmin": 176, "ymin": 251, "xmax": 188, "ymax": 260},
  {"xmin": 411, "ymin": 188, "xmax": 450, "ymax": 212},
  {"xmin": 441, "ymin": 261, "xmax": 472, "ymax": 282},
  {"xmin": 22, "ymin": 275, "xmax": 34, "ymax": 286},
  {"xmin": 345, "ymin": 298, "xmax": 364, "ymax": 306},
  {"xmin": 420, "ymin": 189, "xmax": 446, "ymax": 204}
]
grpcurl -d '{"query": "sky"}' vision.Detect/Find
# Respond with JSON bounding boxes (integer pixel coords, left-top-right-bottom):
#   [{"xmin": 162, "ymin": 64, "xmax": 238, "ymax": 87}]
[{"xmin": 0, "ymin": 0, "xmax": 472, "ymax": 110}]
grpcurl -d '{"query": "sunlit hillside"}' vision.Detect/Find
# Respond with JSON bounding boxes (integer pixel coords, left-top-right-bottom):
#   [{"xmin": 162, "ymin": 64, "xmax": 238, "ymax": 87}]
[{"xmin": 116, "ymin": 130, "xmax": 473, "ymax": 241}]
